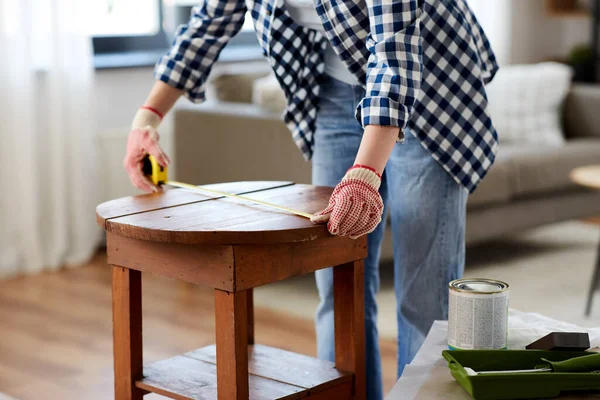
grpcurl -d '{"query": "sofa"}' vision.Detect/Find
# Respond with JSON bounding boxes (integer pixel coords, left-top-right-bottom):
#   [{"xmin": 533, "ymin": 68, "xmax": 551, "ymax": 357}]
[{"xmin": 172, "ymin": 73, "xmax": 600, "ymax": 261}]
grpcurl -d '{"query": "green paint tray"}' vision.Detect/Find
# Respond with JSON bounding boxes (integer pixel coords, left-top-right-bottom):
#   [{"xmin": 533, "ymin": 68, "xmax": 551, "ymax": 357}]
[{"xmin": 442, "ymin": 350, "xmax": 600, "ymax": 399}]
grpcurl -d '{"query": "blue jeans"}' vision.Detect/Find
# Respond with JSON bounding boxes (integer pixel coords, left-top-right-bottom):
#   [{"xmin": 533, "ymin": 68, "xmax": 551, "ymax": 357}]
[{"xmin": 313, "ymin": 76, "xmax": 468, "ymax": 400}]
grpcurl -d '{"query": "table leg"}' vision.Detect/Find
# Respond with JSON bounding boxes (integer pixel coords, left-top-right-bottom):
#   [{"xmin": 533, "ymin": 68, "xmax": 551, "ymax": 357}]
[
  {"xmin": 215, "ymin": 290, "xmax": 249, "ymax": 399},
  {"xmin": 247, "ymin": 289, "xmax": 255, "ymax": 345},
  {"xmin": 334, "ymin": 260, "xmax": 366, "ymax": 400},
  {"xmin": 585, "ymin": 235, "xmax": 600, "ymax": 316},
  {"xmin": 112, "ymin": 266, "xmax": 143, "ymax": 400}
]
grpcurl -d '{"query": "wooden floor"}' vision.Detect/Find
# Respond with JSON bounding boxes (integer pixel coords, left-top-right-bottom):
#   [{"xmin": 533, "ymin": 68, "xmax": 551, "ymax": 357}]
[{"xmin": 0, "ymin": 252, "xmax": 397, "ymax": 400}]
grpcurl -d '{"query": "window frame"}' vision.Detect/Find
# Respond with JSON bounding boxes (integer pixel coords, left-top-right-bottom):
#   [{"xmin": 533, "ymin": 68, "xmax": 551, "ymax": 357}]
[
  {"xmin": 92, "ymin": 1, "xmax": 261, "ymax": 69},
  {"xmin": 92, "ymin": 0, "xmax": 168, "ymax": 55}
]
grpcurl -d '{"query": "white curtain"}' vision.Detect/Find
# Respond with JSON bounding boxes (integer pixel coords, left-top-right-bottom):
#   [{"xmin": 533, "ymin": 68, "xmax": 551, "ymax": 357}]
[
  {"xmin": 468, "ymin": 0, "xmax": 512, "ymax": 65},
  {"xmin": 0, "ymin": 0, "xmax": 101, "ymax": 278}
]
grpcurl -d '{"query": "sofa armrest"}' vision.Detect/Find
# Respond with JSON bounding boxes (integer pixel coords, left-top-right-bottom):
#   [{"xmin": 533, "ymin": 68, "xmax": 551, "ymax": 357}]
[
  {"xmin": 172, "ymin": 101, "xmax": 312, "ymax": 185},
  {"xmin": 563, "ymin": 84, "xmax": 600, "ymax": 139}
]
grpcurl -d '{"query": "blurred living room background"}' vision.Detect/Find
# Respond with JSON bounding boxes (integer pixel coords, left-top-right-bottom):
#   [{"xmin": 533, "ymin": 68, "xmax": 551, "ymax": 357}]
[{"xmin": 1, "ymin": 0, "xmax": 600, "ymax": 398}]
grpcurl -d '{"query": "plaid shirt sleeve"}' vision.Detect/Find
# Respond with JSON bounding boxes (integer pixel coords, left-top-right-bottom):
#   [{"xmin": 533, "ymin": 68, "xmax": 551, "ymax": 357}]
[
  {"xmin": 154, "ymin": 0, "xmax": 247, "ymax": 103},
  {"xmin": 355, "ymin": 0, "xmax": 423, "ymax": 131}
]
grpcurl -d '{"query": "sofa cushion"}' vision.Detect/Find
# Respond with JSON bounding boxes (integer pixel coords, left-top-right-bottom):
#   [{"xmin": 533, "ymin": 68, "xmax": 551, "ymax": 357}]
[
  {"xmin": 211, "ymin": 71, "xmax": 271, "ymax": 103},
  {"xmin": 503, "ymin": 138, "xmax": 600, "ymax": 198},
  {"xmin": 252, "ymin": 73, "xmax": 287, "ymax": 113},
  {"xmin": 485, "ymin": 62, "xmax": 572, "ymax": 146}
]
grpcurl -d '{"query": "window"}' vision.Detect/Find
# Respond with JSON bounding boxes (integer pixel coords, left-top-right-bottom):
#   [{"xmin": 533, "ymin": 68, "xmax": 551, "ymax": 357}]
[
  {"xmin": 87, "ymin": 0, "xmax": 161, "ymax": 37},
  {"xmin": 92, "ymin": 0, "xmax": 260, "ymax": 69}
]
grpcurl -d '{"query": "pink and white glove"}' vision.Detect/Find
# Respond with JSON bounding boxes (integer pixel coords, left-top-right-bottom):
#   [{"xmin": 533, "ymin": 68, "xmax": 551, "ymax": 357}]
[
  {"xmin": 124, "ymin": 107, "xmax": 171, "ymax": 193},
  {"xmin": 311, "ymin": 165, "xmax": 384, "ymax": 239}
]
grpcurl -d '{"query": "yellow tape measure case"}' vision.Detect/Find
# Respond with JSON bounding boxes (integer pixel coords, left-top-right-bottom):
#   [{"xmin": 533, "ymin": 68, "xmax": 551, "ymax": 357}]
[{"xmin": 142, "ymin": 155, "xmax": 168, "ymax": 186}]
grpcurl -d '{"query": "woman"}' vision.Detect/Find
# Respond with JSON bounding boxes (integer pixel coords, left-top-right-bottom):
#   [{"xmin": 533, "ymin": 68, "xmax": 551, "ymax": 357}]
[{"xmin": 124, "ymin": 0, "xmax": 498, "ymax": 398}]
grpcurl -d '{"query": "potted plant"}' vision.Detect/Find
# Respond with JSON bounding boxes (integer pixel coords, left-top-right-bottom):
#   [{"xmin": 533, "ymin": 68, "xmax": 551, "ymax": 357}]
[{"xmin": 568, "ymin": 44, "xmax": 596, "ymax": 82}]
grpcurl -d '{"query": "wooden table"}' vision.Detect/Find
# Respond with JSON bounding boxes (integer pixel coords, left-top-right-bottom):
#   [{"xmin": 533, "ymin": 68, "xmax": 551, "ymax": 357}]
[
  {"xmin": 571, "ymin": 166, "xmax": 600, "ymax": 316},
  {"xmin": 96, "ymin": 181, "xmax": 367, "ymax": 400}
]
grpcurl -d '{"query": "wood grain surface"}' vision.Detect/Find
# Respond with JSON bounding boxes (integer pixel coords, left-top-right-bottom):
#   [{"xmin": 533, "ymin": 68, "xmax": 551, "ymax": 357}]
[
  {"xmin": 107, "ymin": 233, "xmax": 235, "ymax": 290},
  {"xmin": 583, "ymin": 216, "xmax": 600, "ymax": 226},
  {"xmin": 138, "ymin": 344, "xmax": 352, "ymax": 400},
  {"xmin": 106, "ymin": 232, "xmax": 366, "ymax": 292},
  {"xmin": 96, "ymin": 181, "xmax": 296, "ymax": 229},
  {"xmin": 301, "ymin": 382, "xmax": 353, "ymax": 400},
  {"xmin": 186, "ymin": 344, "xmax": 351, "ymax": 393},
  {"xmin": 233, "ymin": 236, "xmax": 368, "ymax": 291},
  {"xmin": 112, "ymin": 267, "xmax": 144, "ymax": 400},
  {"xmin": 334, "ymin": 261, "xmax": 366, "ymax": 400},
  {"xmin": 215, "ymin": 290, "xmax": 249, "ymax": 399},
  {"xmin": 137, "ymin": 354, "xmax": 305, "ymax": 400},
  {"xmin": 97, "ymin": 182, "xmax": 335, "ymax": 245},
  {"xmin": 571, "ymin": 166, "xmax": 600, "ymax": 190}
]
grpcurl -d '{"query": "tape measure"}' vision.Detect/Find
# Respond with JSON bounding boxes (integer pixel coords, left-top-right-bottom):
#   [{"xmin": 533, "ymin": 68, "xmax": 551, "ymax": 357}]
[{"xmin": 142, "ymin": 155, "xmax": 313, "ymax": 219}]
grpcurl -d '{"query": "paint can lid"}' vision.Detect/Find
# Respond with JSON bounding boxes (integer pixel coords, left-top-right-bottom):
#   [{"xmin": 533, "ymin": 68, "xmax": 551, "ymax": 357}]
[{"xmin": 450, "ymin": 278, "xmax": 509, "ymax": 293}]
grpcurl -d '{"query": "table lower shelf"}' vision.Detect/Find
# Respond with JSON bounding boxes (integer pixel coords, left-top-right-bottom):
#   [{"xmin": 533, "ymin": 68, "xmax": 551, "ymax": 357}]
[{"xmin": 136, "ymin": 344, "xmax": 353, "ymax": 400}]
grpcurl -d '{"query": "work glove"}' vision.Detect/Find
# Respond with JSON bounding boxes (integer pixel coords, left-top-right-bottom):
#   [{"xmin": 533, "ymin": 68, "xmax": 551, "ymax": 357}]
[
  {"xmin": 311, "ymin": 165, "xmax": 384, "ymax": 239},
  {"xmin": 124, "ymin": 107, "xmax": 171, "ymax": 193}
]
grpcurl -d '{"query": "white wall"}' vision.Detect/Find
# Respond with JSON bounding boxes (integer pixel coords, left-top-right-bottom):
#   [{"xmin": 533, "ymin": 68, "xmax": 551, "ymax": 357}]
[
  {"xmin": 509, "ymin": 0, "xmax": 592, "ymax": 64},
  {"xmin": 95, "ymin": 68, "xmax": 159, "ymax": 134}
]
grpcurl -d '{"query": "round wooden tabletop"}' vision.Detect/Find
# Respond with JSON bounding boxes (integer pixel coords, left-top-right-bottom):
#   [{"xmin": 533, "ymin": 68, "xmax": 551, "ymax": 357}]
[
  {"xmin": 571, "ymin": 165, "xmax": 600, "ymax": 190},
  {"xmin": 96, "ymin": 181, "xmax": 334, "ymax": 245}
]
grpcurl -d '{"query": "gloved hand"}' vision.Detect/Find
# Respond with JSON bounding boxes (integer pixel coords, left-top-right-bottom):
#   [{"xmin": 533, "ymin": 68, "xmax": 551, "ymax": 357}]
[
  {"xmin": 311, "ymin": 165, "xmax": 384, "ymax": 239},
  {"xmin": 124, "ymin": 107, "xmax": 171, "ymax": 193}
]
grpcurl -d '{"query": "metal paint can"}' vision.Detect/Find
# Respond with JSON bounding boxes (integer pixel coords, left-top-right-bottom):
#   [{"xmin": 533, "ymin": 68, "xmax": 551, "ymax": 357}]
[{"xmin": 447, "ymin": 278, "xmax": 509, "ymax": 350}]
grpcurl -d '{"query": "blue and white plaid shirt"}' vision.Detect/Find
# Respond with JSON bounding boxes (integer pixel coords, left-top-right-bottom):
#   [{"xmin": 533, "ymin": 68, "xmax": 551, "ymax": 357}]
[{"xmin": 155, "ymin": 0, "xmax": 499, "ymax": 192}]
